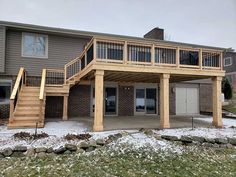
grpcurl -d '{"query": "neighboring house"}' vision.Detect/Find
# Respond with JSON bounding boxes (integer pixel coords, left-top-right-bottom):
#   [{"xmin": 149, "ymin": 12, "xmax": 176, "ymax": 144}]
[
  {"xmin": 0, "ymin": 21, "xmax": 226, "ymax": 131},
  {"xmin": 223, "ymin": 51, "xmax": 236, "ymax": 92}
]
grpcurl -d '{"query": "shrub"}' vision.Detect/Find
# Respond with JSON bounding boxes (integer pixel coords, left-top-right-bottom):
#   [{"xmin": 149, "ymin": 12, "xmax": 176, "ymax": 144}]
[{"xmin": 222, "ymin": 77, "xmax": 233, "ymax": 100}]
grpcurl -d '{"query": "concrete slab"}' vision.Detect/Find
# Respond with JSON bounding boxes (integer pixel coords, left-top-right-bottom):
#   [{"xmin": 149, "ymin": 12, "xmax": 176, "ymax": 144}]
[{"xmin": 46, "ymin": 115, "xmax": 212, "ymax": 131}]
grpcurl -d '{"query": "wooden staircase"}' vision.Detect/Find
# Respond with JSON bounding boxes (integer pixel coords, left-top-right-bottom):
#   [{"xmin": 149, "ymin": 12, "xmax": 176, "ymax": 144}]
[
  {"xmin": 8, "ymin": 39, "xmax": 93, "ymax": 128},
  {"xmin": 8, "ymin": 86, "xmax": 45, "ymax": 128}
]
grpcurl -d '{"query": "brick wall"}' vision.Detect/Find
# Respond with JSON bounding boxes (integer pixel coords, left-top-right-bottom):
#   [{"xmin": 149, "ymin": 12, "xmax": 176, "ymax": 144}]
[
  {"xmin": 68, "ymin": 84, "xmax": 91, "ymax": 117},
  {"xmin": 199, "ymin": 83, "xmax": 212, "ymax": 113},
  {"xmin": 118, "ymin": 85, "xmax": 134, "ymax": 116}
]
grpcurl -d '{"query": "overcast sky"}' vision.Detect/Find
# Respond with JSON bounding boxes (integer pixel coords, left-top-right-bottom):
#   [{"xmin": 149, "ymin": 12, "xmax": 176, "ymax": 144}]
[{"xmin": 0, "ymin": 0, "xmax": 235, "ymax": 49}]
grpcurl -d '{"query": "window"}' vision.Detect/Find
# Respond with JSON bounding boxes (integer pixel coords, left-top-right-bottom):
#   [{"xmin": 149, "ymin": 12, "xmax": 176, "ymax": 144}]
[
  {"xmin": 224, "ymin": 57, "xmax": 232, "ymax": 67},
  {"xmin": 180, "ymin": 50, "xmax": 199, "ymax": 65},
  {"xmin": 0, "ymin": 81, "xmax": 11, "ymax": 104},
  {"xmin": 22, "ymin": 33, "xmax": 48, "ymax": 58}
]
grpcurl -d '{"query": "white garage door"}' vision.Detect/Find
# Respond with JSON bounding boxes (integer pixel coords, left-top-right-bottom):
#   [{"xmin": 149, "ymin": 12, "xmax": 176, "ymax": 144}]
[{"xmin": 176, "ymin": 87, "xmax": 199, "ymax": 115}]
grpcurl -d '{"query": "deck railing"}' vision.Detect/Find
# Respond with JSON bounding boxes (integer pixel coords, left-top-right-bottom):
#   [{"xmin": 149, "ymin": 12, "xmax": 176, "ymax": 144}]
[
  {"xmin": 93, "ymin": 38, "xmax": 223, "ymax": 70},
  {"xmin": 64, "ymin": 38, "xmax": 94, "ymax": 82},
  {"xmin": 62, "ymin": 37, "xmax": 223, "ymax": 84},
  {"xmin": 45, "ymin": 69, "xmax": 65, "ymax": 86},
  {"xmin": 9, "ymin": 67, "xmax": 26, "ymax": 121}
]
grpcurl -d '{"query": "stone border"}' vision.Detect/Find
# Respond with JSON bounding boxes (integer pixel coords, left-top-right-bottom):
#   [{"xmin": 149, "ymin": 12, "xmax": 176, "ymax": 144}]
[{"xmin": 0, "ymin": 133, "xmax": 123, "ymax": 158}]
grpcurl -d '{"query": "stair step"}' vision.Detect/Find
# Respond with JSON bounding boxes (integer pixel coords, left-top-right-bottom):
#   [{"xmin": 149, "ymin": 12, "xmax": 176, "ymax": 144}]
[
  {"xmin": 14, "ymin": 112, "xmax": 40, "ymax": 117},
  {"xmin": 16, "ymin": 106, "xmax": 43, "ymax": 111},
  {"xmin": 20, "ymin": 92, "xmax": 39, "ymax": 96},
  {"xmin": 19, "ymin": 97, "xmax": 40, "ymax": 101},
  {"xmin": 13, "ymin": 116, "xmax": 40, "ymax": 121},
  {"xmin": 8, "ymin": 122, "xmax": 44, "ymax": 128}
]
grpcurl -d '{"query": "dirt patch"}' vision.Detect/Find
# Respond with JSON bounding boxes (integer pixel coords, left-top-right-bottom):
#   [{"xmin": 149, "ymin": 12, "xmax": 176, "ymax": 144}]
[
  {"xmin": 64, "ymin": 133, "xmax": 92, "ymax": 141},
  {"xmin": 13, "ymin": 132, "xmax": 49, "ymax": 140}
]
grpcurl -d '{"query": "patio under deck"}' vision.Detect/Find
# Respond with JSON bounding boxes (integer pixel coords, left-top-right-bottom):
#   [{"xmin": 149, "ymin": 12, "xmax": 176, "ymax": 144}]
[{"xmin": 46, "ymin": 115, "xmax": 212, "ymax": 131}]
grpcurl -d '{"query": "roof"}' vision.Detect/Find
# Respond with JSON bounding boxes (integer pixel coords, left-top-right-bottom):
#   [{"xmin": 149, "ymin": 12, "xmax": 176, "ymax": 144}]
[{"xmin": 0, "ymin": 20, "xmax": 231, "ymax": 51}]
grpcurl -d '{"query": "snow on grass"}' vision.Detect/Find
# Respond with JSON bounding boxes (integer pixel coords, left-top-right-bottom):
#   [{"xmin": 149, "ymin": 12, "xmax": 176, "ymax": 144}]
[
  {"xmin": 196, "ymin": 117, "xmax": 236, "ymax": 128},
  {"xmin": 156, "ymin": 118, "xmax": 236, "ymax": 139},
  {"xmin": 0, "ymin": 118, "xmax": 236, "ymax": 151}
]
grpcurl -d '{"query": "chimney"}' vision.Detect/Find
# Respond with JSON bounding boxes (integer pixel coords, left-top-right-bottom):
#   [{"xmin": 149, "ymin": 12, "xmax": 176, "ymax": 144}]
[{"xmin": 144, "ymin": 27, "xmax": 164, "ymax": 40}]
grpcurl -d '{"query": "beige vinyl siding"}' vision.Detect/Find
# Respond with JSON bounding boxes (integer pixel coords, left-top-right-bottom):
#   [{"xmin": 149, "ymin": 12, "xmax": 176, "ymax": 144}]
[
  {"xmin": 5, "ymin": 30, "xmax": 90, "ymax": 76},
  {"xmin": 0, "ymin": 26, "xmax": 6, "ymax": 73}
]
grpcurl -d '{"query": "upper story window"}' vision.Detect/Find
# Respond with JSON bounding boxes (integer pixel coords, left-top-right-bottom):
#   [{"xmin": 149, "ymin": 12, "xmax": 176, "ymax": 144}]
[
  {"xmin": 22, "ymin": 33, "xmax": 48, "ymax": 58},
  {"xmin": 224, "ymin": 57, "xmax": 232, "ymax": 67}
]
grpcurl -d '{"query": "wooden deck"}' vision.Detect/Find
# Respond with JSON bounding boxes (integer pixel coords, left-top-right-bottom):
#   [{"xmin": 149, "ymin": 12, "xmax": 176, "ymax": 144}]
[{"xmin": 8, "ymin": 36, "xmax": 225, "ymax": 129}]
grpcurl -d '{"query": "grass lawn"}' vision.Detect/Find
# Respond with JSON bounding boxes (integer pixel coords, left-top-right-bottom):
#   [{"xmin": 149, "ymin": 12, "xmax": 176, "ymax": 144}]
[{"xmin": 0, "ymin": 144, "xmax": 235, "ymax": 177}]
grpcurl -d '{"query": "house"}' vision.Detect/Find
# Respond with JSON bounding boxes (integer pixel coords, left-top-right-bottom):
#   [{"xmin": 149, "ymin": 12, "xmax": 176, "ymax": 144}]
[
  {"xmin": 223, "ymin": 51, "xmax": 236, "ymax": 92},
  {"xmin": 0, "ymin": 21, "xmax": 226, "ymax": 131}
]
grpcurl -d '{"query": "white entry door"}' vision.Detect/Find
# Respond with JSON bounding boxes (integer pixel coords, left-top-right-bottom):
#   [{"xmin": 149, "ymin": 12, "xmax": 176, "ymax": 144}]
[{"xmin": 176, "ymin": 87, "xmax": 199, "ymax": 115}]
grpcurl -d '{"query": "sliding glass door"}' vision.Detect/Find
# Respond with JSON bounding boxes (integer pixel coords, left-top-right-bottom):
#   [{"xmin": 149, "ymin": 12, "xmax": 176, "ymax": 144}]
[{"xmin": 135, "ymin": 87, "xmax": 157, "ymax": 115}]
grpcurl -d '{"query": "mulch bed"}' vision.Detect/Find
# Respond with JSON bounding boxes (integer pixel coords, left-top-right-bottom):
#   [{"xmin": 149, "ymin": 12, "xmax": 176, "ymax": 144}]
[
  {"xmin": 64, "ymin": 133, "xmax": 92, "ymax": 141},
  {"xmin": 13, "ymin": 131, "xmax": 49, "ymax": 140}
]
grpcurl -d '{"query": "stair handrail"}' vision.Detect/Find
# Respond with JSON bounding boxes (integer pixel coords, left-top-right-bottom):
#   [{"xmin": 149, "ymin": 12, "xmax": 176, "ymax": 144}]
[
  {"xmin": 39, "ymin": 69, "xmax": 46, "ymax": 100},
  {"xmin": 64, "ymin": 38, "xmax": 94, "ymax": 82},
  {"xmin": 9, "ymin": 67, "xmax": 26, "ymax": 120}
]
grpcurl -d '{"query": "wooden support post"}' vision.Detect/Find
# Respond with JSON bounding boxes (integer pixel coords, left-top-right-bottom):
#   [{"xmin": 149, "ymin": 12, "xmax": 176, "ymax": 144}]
[
  {"xmin": 176, "ymin": 47, "xmax": 180, "ymax": 68},
  {"xmin": 151, "ymin": 44, "xmax": 155, "ymax": 66},
  {"xmin": 63, "ymin": 95, "xmax": 68, "ymax": 121},
  {"xmin": 9, "ymin": 100, "xmax": 14, "ymax": 123},
  {"xmin": 93, "ymin": 70, "xmax": 104, "ymax": 131},
  {"xmin": 123, "ymin": 41, "xmax": 128, "ymax": 64},
  {"xmin": 199, "ymin": 48, "xmax": 203, "ymax": 70},
  {"xmin": 220, "ymin": 52, "xmax": 223, "ymax": 70},
  {"xmin": 212, "ymin": 76, "xmax": 223, "ymax": 127},
  {"xmin": 160, "ymin": 73, "xmax": 170, "ymax": 129},
  {"xmin": 93, "ymin": 38, "xmax": 97, "ymax": 61}
]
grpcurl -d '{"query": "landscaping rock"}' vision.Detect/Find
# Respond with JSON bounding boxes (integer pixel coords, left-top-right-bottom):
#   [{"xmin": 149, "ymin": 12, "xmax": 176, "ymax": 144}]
[
  {"xmin": 114, "ymin": 133, "xmax": 122, "ymax": 139},
  {"xmin": 154, "ymin": 134, "xmax": 162, "ymax": 140},
  {"xmin": 2, "ymin": 148, "xmax": 13, "ymax": 157},
  {"xmin": 202, "ymin": 142, "xmax": 213, "ymax": 147},
  {"xmin": 212, "ymin": 143, "xmax": 220, "ymax": 148},
  {"xmin": 25, "ymin": 149, "xmax": 35, "ymax": 157},
  {"xmin": 219, "ymin": 144, "xmax": 227, "ymax": 148},
  {"xmin": 0, "ymin": 153, "xmax": 4, "ymax": 158},
  {"xmin": 89, "ymin": 140, "xmax": 97, "ymax": 147},
  {"xmin": 161, "ymin": 135, "xmax": 178, "ymax": 141},
  {"xmin": 86, "ymin": 146, "xmax": 95, "ymax": 152},
  {"xmin": 79, "ymin": 142, "xmax": 89, "ymax": 150},
  {"xmin": 144, "ymin": 129, "xmax": 154, "ymax": 136},
  {"xmin": 226, "ymin": 143, "xmax": 234, "ymax": 149},
  {"xmin": 215, "ymin": 138, "xmax": 228, "ymax": 144},
  {"xmin": 14, "ymin": 146, "xmax": 27, "ymax": 152},
  {"xmin": 180, "ymin": 136, "xmax": 192, "ymax": 143},
  {"xmin": 228, "ymin": 138, "xmax": 236, "ymax": 145},
  {"xmin": 64, "ymin": 150, "xmax": 71, "ymax": 154},
  {"xmin": 46, "ymin": 147, "xmax": 54, "ymax": 153},
  {"xmin": 37, "ymin": 152, "xmax": 46, "ymax": 158},
  {"xmin": 205, "ymin": 138, "xmax": 215, "ymax": 144},
  {"xmin": 76, "ymin": 148, "xmax": 85, "ymax": 154},
  {"xmin": 35, "ymin": 147, "xmax": 47, "ymax": 153},
  {"xmin": 192, "ymin": 136, "xmax": 205, "ymax": 143},
  {"xmin": 96, "ymin": 139, "xmax": 105, "ymax": 146},
  {"xmin": 11, "ymin": 152, "xmax": 24, "ymax": 157},
  {"xmin": 54, "ymin": 146, "xmax": 66, "ymax": 154},
  {"xmin": 65, "ymin": 144, "xmax": 77, "ymax": 151}
]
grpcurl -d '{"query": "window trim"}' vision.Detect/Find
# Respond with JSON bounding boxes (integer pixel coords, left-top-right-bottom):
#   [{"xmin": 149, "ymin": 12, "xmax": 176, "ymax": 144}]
[
  {"xmin": 21, "ymin": 32, "xmax": 48, "ymax": 59},
  {"xmin": 0, "ymin": 80, "xmax": 12, "ymax": 105},
  {"xmin": 224, "ymin": 57, "xmax": 232, "ymax": 67}
]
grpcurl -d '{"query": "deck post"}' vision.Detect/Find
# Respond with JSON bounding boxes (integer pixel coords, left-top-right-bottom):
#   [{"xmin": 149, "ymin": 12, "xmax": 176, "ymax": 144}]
[
  {"xmin": 160, "ymin": 73, "xmax": 170, "ymax": 129},
  {"xmin": 93, "ymin": 70, "xmax": 104, "ymax": 131},
  {"xmin": 63, "ymin": 95, "xmax": 68, "ymax": 120},
  {"xmin": 212, "ymin": 76, "xmax": 223, "ymax": 127}
]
